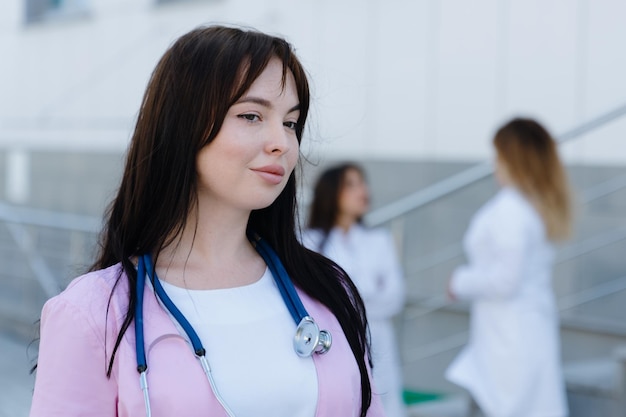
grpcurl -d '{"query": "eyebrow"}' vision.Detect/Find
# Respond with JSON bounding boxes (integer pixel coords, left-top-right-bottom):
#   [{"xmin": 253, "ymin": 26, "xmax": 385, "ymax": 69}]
[{"xmin": 235, "ymin": 96, "xmax": 300, "ymax": 113}]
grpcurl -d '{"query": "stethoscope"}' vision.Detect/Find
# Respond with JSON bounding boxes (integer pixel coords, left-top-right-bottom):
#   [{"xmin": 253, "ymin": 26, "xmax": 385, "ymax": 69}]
[{"xmin": 134, "ymin": 232, "xmax": 332, "ymax": 417}]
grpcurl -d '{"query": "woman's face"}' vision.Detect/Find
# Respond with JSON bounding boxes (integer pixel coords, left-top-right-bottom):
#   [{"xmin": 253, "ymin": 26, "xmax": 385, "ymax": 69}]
[
  {"xmin": 195, "ymin": 57, "xmax": 300, "ymax": 213},
  {"xmin": 338, "ymin": 168, "xmax": 370, "ymax": 220}
]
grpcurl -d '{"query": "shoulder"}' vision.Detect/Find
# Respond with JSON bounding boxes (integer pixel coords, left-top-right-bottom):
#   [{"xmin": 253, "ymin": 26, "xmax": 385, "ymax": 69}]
[
  {"xmin": 42, "ymin": 264, "xmax": 129, "ymax": 333},
  {"xmin": 56, "ymin": 263, "xmax": 127, "ymax": 307},
  {"xmin": 477, "ymin": 188, "xmax": 545, "ymax": 241},
  {"xmin": 487, "ymin": 188, "xmax": 537, "ymax": 220}
]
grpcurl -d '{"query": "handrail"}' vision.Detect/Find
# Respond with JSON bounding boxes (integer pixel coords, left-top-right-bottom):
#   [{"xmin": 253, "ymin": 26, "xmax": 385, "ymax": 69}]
[
  {"xmin": 0, "ymin": 202, "xmax": 100, "ymax": 298},
  {"xmin": 0, "ymin": 201, "xmax": 100, "ymax": 233},
  {"xmin": 404, "ymin": 164, "xmax": 626, "ymax": 275},
  {"xmin": 5, "ymin": 222, "xmax": 61, "ymax": 298},
  {"xmin": 555, "ymin": 228, "xmax": 626, "ymax": 262},
  {"xmin": 581, "ymin": 172, "xmax": 626, "ymax": 202},
  {"xmin": 402, "ymin": 226, "xmax": 626, "ymax": 321},
  {"xmin": 365, "ymin": 162, "xmax": 493, "ymax": 227},
  {"xmin": 365, "ymin": 102, "xmax": 626, "ymax": 227},
  {"xmin": 403, "ymin": 274, "xmax": 626, "ymax": 362},
  {"xmin": 558, "ymin": 275, "xmax": 626, "ymax": 312}
]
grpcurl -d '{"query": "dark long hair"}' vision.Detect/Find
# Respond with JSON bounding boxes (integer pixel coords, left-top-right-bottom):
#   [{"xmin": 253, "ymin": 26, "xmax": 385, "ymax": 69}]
[
  {"xmin": 92, "ymin": 26, "xmax": 372, "ymax": 415},
  {"xmin": 308, "ymin": 163, "xmax": 366, "ymax": 237}
]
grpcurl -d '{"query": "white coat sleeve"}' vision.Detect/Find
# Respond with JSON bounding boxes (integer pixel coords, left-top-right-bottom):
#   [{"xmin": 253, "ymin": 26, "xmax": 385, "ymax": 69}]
[
  {"xmin": 361, "ymin": 231, "xmax": 406, "ymax": 318},
  {"xmin": 30, "ymin": 297, "xmax": 118, "ymax": 416},
  {"xmin": 449, "ymin": 203, "xmax": 530, "ymax": 301}
]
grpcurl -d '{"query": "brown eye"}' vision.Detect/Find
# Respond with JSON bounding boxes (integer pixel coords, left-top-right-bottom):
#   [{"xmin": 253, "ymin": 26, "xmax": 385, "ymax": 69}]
[
  {"xmin": 238, "ymin": 114, "xmax": 260, "ymax": 122},
  {"xmin": 284, "ymin": 121, "xmax": 298, "ymax": 130}
]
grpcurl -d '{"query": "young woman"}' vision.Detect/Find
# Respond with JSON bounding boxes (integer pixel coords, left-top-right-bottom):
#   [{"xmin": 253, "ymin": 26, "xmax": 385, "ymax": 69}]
[
  {"xmin": 30, "ymin": 26, "xmax": 384, "ymax": 417},
  {"xmin": 446, "ymin": 118, "xmax": 572, "ymax": 417},
  {"xmin": 302, "ymin": 163, "xmax": 406, "ymax": 417}
]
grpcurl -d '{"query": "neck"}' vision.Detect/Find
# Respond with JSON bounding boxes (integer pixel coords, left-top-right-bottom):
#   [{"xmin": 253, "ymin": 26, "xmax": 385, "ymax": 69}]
[
  {"xmin": 335, "ymin": 214, "xmax": 357, "ymax": 233},
  {"xmin": 156, "ymin": 200, "xmax": 264, "ymax": 290}
]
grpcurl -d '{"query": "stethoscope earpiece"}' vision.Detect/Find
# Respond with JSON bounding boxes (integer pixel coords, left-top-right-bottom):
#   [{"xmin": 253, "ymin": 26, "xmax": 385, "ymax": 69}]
[{"xmin": 294, "ymin": 316, "xmax": 332, "ymax": 357}]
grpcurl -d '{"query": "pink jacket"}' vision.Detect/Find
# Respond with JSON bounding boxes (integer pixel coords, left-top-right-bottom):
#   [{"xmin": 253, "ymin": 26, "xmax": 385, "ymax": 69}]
[{"xmin": 30, "ymin": 264, "xmax": 386, "ymax": 417}]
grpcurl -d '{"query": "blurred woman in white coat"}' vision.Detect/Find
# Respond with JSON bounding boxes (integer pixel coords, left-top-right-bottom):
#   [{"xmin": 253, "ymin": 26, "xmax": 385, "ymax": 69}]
[
  {"xmin": 302, "ymin": 163, "xmax": 407, "ymax": 417},
  {"xmin": 446, "ymin": 118, "xmax": 572, "ymax": 417}
]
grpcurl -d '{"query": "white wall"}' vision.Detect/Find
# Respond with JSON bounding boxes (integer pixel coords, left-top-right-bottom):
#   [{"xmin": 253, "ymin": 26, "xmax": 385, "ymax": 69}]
[{"xmin": 0, "ymin": 0, "xmax": 625, "ymax": 163}]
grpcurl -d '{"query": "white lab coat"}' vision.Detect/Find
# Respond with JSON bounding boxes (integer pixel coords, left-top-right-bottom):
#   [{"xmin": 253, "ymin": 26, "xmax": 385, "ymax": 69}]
[
  {"xmin": 302, "ymin": 224, "xmax": 407, "ymax": 417},
  {"xmin": 446, "ymin": 187, "xmax": 568, "ymax": 417}
]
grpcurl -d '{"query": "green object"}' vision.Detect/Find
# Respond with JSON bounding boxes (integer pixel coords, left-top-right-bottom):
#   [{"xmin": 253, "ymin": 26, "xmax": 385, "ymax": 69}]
[{"xmin": 402, "ymin": 389, "xmax": 444, "ymax": 405}]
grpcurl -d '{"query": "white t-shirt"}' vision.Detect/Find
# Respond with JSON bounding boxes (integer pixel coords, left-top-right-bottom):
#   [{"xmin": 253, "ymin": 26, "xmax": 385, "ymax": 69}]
[{"xmin": 159, "ymin": 267, "xmax": 318, "ymax": 417}]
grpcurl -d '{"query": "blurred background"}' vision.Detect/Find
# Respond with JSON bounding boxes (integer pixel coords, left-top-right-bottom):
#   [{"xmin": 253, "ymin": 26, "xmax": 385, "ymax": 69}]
[{"xmin": 1, "ymin": 0, "xmax": 625, "ymax": 416}]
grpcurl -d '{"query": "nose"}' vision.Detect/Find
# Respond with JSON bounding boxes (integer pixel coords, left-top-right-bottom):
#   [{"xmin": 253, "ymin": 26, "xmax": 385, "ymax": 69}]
[{"xmin": 264, "ymin": 119, "xmax": 294, "ymax": 155}]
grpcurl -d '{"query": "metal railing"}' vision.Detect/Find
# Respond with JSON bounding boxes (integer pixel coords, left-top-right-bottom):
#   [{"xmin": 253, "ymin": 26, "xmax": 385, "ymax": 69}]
[
  {"xmin": 359, "ymin": 102, "xmax": 626, "ymax": 365},
  {"xmin": 0, "ymin": 201, "xmax": 100, "ymax": 233},
  {"xmin": 405, "ymin": 172, "xmax": 626, "ymax": 277},
  {"xmin": 403, "ymin": 271, "xmax": 626, "ymax": 363},
  {"xmin": 0, "ymin": 202, "xmax": 100, "ymax": 299}
]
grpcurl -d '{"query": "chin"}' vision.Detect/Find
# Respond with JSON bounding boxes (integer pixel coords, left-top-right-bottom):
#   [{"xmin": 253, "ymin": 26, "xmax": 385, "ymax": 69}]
[{"xmin": 247, "ymin": 196, "xmax": 282, "ymax": 211}]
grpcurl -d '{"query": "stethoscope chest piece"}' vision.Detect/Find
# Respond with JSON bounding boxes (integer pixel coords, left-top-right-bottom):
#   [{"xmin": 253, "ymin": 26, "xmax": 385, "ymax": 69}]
[{"xmin": 294, "ymin": 316, "xmax": 332, "ymax": 357}]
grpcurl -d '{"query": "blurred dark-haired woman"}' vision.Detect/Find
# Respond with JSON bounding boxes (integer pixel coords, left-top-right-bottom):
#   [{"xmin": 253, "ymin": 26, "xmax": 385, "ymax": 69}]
[{"xmin": 303, "ymin": 163, "xmax": 407, "ymax": 417}]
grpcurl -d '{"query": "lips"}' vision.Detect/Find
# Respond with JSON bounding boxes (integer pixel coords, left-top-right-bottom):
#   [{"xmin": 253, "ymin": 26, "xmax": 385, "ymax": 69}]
[{"xmin": 251, "ymin": 164, "xmax": 286, "ymax": 185}]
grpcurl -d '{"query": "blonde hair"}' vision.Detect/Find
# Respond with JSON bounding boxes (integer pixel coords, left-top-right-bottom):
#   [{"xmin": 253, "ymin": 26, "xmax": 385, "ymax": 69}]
[{"xmin": 494, "ymin": 118, "xmax": 572, "ymax": 241}]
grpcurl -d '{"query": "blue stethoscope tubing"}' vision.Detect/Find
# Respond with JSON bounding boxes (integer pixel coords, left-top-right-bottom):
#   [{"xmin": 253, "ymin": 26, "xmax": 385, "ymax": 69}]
[{"xmin": 134, "ymin": 232, "xmax": 331, "ymax": 417}]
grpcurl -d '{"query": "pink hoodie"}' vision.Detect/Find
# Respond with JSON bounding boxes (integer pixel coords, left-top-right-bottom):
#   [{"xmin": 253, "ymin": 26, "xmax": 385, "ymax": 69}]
[{"xmin": 30, "ymin": 264, "xmax": 386, "ymax": 417}]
